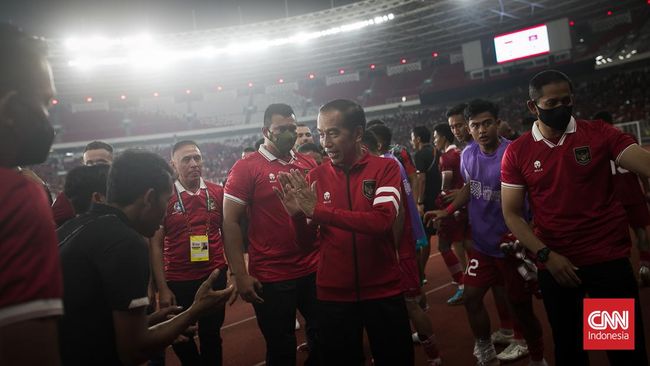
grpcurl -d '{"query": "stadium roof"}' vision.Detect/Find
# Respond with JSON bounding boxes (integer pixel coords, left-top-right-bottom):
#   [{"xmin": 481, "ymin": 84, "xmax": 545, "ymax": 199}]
[{"xmin": 43, "ymin": 0, "xmax": 639, "ymax": 98}]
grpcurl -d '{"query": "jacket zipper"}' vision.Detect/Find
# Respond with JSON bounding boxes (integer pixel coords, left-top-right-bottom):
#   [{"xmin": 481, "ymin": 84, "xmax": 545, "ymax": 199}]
[{"xmin": 346, "ymin": 170, "xmax": 361, "ymax": 301}]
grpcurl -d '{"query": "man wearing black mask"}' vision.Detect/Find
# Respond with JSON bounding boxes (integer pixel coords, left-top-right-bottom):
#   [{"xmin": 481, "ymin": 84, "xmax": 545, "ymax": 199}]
[
  {"xmin": 0, "ymin": 24, "xmax": 61, "ymax": 365},
  {"xmin": 223, "ymin": 103, "xmax": 320, "ymax": 365},
  {"xmin": 502, "ymin": 70, "xmax": 650, "ymax": 365}
]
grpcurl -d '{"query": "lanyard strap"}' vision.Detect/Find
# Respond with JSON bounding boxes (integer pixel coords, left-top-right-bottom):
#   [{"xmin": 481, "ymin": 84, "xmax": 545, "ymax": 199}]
[{"xmin": 175, "ymin": 182, "xmax": 211, "ymax": 236}]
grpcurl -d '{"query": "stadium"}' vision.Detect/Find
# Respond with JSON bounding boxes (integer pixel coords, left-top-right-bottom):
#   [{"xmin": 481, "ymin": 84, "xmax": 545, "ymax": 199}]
[{"xmin": 2, "ymin": 0, "xmax": 650, "ymax": 365}]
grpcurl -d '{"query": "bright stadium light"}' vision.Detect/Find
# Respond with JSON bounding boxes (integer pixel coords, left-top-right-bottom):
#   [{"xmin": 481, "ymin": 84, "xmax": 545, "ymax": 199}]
[{"xmin": 65, "ymin": 13, "xmax": 396, "ymax": 69}]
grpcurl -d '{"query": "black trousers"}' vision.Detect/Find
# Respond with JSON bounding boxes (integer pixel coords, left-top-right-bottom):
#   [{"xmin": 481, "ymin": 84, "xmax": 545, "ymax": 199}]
[
  {"xmin": 538, "ymin": 258, "xmax": 648, "ymax": 366},
  {"xmin": 253, "ymin": 272, "xmax": 320, "ymax": 366},
  {"xmin": 167, "ymin": 269, "xmax": 227, "ymax": 366},
  {"xmin": 318, "ymin": 294, "xmax": 414, "ymax": 366}
]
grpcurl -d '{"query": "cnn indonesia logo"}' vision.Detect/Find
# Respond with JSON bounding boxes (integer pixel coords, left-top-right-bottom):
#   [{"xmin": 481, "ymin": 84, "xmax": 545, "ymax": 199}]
[{"xmin": 583, "ymin": 298, "xmax": 635, "ymax": 350}]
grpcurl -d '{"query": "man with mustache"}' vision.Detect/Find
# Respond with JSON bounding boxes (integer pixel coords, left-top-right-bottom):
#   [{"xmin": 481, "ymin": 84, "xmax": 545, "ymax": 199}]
[{"xmin": 150, "ymin": 140, "xmax": 228, "ymax": 365}]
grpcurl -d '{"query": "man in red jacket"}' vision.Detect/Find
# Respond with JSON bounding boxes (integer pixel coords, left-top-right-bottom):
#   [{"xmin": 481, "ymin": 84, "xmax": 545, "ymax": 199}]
[{"xmin": 276, "ymin": 99, "xmax": 414, "ymax": 365}]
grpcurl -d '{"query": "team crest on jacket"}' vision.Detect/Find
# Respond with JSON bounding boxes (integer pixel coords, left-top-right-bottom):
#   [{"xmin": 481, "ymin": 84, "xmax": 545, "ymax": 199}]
[
  {"xmin": 362, "ymin": 180, "xmax": 377, "ymax": 200},
  {"xmin": 574, "ymin": 146, "xmax": 591, "ymax": 165},
  {"xmin": 173, "ymin": 201, "xmax": 183, "ymax": 213},
  {"xmin": 207, "ymin": 198, "xmax": 215, "ymax": 211}
]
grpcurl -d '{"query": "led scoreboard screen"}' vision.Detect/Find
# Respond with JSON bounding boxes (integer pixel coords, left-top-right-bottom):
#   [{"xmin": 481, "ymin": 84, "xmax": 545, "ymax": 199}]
[{"xmin": 494, "ymin": 24, "xmax": 550, "ymax": 63}]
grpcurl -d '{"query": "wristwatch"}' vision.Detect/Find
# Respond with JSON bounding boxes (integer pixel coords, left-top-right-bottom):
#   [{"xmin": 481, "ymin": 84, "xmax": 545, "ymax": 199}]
[{"xmin": 536, "ymin": 247, "xmax": 551, "ymax": 263}]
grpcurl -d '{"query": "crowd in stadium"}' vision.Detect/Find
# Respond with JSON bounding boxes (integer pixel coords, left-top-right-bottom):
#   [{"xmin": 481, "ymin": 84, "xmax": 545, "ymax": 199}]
[
  {"xmin": 3, "ymin": 8, "xmax": 650, "ymax": 366},
  {"xmin": 33, "ymin": 63, "xmax": 650, "ymax": 199}
]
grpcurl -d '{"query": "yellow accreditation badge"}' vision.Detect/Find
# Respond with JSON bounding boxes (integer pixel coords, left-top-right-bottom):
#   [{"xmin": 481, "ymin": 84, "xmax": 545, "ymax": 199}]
[{"xmin": 190, "ymin": 235, "xmax": 210, "ymax": 262}]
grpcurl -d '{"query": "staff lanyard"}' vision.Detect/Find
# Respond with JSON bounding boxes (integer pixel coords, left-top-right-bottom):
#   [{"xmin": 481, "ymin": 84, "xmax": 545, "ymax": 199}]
[{"xmin": 175, "ymin": 182, "xmax": 211, "ymax": 236}]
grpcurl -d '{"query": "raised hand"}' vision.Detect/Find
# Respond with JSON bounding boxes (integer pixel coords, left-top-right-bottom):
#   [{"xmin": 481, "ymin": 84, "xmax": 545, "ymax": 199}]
[
  {"xmin": 274, "ymin": 173, "xmax": 301, "ymax": 216},
  {"xmin": 189, "ymin": 269, "xmax": 235, "ymax": 318}
]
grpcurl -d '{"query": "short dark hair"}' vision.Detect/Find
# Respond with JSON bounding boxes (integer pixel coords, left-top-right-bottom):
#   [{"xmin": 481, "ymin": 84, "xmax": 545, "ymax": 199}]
[
  {"xmin": 0, "ymin": 23, "xmax": 48, "ymax": 94},
  {"xmin": 433, "ymin": 123, "xmax": 454, "ymax": 143},
  {"xmin": 465, "ymin": 99, "xmax": 499, "ymax": 121},
  {"xmin": 264, "ymin": 103, "xmax": 295, "ymax": 127},
  {"xmin": 84, "ymin": 140, "xmax": 113, "ymax": 153},
  {"xmin": 254, "ymin": 138, "xmax": 264, "ymax": 150},
  {"xmin": 362, "ymin": 131, "xmax": 379, "ymax": 153},
  {"xmin": 412, "ymin": 126, "xmax": 431, "ymax": 143},
  {"xmin": 106, "ymin": 149, "xmax": 173, "ymax": 206},
  {"xmin": 446, "ymin": 103, "xmax": 467, "ymax": 118},
  {"xmin": 297, "ymin": 142, "xmax": 321, "ymax": 154},
  {"xmin": 366, "ymin": 119, "xmax": 385, "ymax": 129},
  {"xmin": 296, "ymin": 123, "xmax": 307, "ymax": 128},
  {"xmin": 592, "ymin": 110, "xmax": 613, "ymax": 124},
  {"xmin": 528, "ymin": 69, "xmax": 574, "ymax": 101},
  {"xmin": 319, "ymin": 99, "xmax": 366, "ymax": 133},
  {"xmin": 172, "ymin": 140, "xmax": 199, "ymax": 156},
  {"xmin": 368, "ymin": 124, "xmax": 392, "ymax": 147},
  {"xmin": 243, "ymin": 146, "xmax": 255, "ymax": 153},
  {"xmin": 64, "ymin": 164, "xmax": 110, "ymax": 214}
]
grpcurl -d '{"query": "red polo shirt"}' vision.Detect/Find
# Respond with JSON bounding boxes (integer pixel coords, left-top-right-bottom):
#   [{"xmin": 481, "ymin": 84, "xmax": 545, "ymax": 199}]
[
  {"xmin": 0, "ymin": 167, "xmax": 63, "ymax": 327},
  {"xmin": 224, "ymin": 146, "xmax": 319, "ymax": 283},
  {"xmin": 163, "ymin": 179, "xmax": 226, "ymax": 281},
  {"xmin": 501, "ymin": 118, "xmax": 636, "ymax": 266},
  {"xmin": 439, "ymin": 145, "xmax": 464, "ymax": 190},
  {"xmin": 611, "ymin": 133, "xmax": 646, "ymax": 207}
]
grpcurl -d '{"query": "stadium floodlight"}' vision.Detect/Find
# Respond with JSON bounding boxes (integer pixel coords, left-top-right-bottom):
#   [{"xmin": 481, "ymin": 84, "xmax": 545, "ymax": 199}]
[
  {"xmin": 65, "ymin": 33, "xmax": 152, "ymax": 52},
  {"xmin": 65, "ymin": 13, "xmax": 396, "ymax": 69}
]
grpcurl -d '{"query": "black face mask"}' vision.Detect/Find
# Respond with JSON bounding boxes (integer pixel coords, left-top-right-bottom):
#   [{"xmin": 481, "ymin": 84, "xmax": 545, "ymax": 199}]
[
  {"xmin": 9, "ymin": 98, "xmax": 55, "ymax": 166},
  {"xmin": 537, "ymin": 104, "xmax": 573, "ymax": 132}
]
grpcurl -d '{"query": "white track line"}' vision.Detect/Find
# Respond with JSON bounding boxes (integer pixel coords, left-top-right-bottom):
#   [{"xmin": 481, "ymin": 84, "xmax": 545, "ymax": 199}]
[
  {"xmin": 425, "ymin": 281, "xmax": 453, "ymax": 295},
  {"xmin": 251, "ymin": 279, "xmax": 454, "ymax": 366},
  {"xmin": 222, "ymin": 315, "xmax": 257, "ymax": 331},
  {"xmin": 221, "ymin": 252, "xmax": 444, "ymax": 331}
]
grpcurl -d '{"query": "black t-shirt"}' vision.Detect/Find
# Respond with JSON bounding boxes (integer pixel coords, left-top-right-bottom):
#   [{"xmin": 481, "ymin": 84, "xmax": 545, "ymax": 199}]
[
  {"xmin": 414, "ymin": 144, "xmax": 442, "ymax": 211},
  {"xmin": 57, "ymin": 204, "xmax": 150, "ymax": 366}
]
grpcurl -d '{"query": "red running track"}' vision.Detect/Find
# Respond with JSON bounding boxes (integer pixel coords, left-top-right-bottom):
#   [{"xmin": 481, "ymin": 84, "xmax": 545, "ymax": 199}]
[{"xmin": 163, "ymin": 239, "xmax": 650, "ymax": 366}]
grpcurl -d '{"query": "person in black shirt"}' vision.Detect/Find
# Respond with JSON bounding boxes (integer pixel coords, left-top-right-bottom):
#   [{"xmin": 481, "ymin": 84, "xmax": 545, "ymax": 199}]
[
  {"xmin": 57, "ymin": 150, "xmax": 233, "ymax": 366},
  {"xmin": 411, "ymin": 126, "xmax": 442, "ymax": 292},
  {"xmin": 63, "ymin": 164, "xmax": 110, "ymax": 216}
]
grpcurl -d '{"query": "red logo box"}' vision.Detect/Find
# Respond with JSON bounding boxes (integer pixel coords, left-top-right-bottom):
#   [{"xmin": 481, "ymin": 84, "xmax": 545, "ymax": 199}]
[{"xmin": 583, "ymin": 298, "xmax": 635, "ymax": 350}]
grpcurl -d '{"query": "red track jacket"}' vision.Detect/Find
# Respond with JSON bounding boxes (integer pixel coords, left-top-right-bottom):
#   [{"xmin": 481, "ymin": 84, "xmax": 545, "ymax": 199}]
[{"xmin": 293, "ymin": 152, "xmax": 407, "ymax": 301}]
